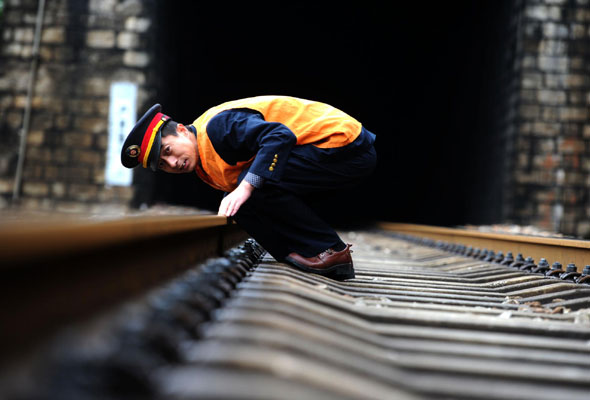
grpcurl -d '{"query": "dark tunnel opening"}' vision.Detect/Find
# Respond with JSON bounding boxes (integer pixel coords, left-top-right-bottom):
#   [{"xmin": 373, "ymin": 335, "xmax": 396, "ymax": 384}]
[{"xmin": 143, "ymin": 1, "xmax": 512, "ymax": 229}]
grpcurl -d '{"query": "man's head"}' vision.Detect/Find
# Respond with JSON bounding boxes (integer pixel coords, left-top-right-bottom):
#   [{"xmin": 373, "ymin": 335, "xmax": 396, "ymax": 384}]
[
  {"xmin": 121, "ymin": 104, "xmax": 197, "ymax": 173},
  {"xmin": 157, "ymin": 122, "xmax": 198, "ymax": 173}
]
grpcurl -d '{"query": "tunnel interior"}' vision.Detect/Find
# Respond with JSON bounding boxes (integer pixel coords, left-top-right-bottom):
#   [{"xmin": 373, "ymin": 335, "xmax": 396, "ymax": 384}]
[{"xmin": 144, "ymin": 2, "xmax": 511, "ymax": 228}]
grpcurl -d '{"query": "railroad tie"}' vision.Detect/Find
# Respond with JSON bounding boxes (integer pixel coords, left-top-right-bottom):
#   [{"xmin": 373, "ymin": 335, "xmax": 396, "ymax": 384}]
[
  {"xmin": 156, "ymin": 231, "xmax": 590, "ymax": 400},
  {"xmin": 2, "ymin": 231, "xmax": 590, "ymax": 400}
]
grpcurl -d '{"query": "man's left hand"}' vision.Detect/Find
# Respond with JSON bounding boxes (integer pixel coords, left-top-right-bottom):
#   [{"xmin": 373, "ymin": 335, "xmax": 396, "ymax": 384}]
[{"xmin": 218, "ymin": 180, "xmax": 255, "ymax": 217}]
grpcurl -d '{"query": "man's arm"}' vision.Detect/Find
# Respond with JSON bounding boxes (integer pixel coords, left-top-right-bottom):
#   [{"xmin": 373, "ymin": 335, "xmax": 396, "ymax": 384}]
[
  {"xmin": 208, "ymin": 110, "xmax": 297, "ymax": 216},
  {"xmin": 207, "ymin": 109, "xmax": 297, "ymax": 184}
]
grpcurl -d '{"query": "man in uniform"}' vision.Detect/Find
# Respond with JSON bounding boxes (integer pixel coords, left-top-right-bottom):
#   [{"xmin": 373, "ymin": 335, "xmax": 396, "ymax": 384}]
[{"xmin": 121, "ymin": 95, "xmax": 376, "ymax": 280}]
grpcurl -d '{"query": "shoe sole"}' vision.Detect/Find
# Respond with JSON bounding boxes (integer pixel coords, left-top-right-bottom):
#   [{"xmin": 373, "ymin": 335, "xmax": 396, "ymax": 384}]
[{"xmin": 283, "ymin": 258, "xmax": 355, "ymax": 281}]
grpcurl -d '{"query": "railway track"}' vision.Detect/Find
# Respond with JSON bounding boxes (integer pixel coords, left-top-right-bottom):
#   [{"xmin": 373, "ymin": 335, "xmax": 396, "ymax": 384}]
[{"xmin": 1, "ymin": 217, "xmax": 589, "ymax": 399}]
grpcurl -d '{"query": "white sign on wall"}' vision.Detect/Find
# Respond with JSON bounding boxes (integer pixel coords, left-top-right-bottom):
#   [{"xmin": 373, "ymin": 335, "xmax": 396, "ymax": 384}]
[{"xmin": 105, "ymin": 82, "xmax": 137, "ymax": 186}]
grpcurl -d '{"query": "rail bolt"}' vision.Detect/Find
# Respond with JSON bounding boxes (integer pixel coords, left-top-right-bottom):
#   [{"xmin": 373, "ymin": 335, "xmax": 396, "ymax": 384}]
[
  {"xmin": 560, "ymin": 263, "xmax": 581, "ymax": 281},
  {"xmin": 478, "ymin": 249, "xmax": 489, "ymax": 260},
  {"xmin": 509, "ymin": 253, "xmax": 525, "ymax": 268},
  {"xmin": 520, "ymin": 257, "xmax": 537, "ymax": 272},
  {"xmin": 545, "ymin": 262, "xmax": 564, "ymax": 278},
  {"xmin": 493, "ymin": 251, "xmax": 504, "ymax": 263},
  {"xmin": 531, "ymin": 258, "xmax": 550, "ymax": 274},
  {"xmin": 575, "ymin": 265, "xmax": 590, "ymax": 284},
  {"xmin": 500, "ymin": 252, "xmax": 514, "ymax": 266}
]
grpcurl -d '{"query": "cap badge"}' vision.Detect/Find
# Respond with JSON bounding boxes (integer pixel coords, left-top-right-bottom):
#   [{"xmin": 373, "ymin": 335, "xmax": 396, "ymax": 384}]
[{"xmin": 126, "ymin": 145, "xmax": 141, "ymax": 158}]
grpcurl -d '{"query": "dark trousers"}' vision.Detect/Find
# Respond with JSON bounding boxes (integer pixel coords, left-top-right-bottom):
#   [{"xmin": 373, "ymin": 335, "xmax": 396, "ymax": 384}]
[{"xmin": 233, "ymin": 145, "xmax": 377, "ymax": 260}]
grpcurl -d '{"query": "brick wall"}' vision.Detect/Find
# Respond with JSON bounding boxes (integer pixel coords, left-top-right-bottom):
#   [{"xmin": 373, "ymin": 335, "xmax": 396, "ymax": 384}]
[
  {"xmin": 0, "ymin": 0, "xmax": 157, "ymax": 212},
  {"xmin": 1, "ymin": 0, "xmax": 589, "ymax": 236},
  {"xmin": 505, "ymin": 0, "xmax": 590, "ymax": 237}
]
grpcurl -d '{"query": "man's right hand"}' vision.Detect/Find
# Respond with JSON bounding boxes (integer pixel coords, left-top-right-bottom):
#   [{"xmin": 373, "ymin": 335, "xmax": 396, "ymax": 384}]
[{"xmin": 218, "ymin": 180, "xmax": 255, "ymax": 217}]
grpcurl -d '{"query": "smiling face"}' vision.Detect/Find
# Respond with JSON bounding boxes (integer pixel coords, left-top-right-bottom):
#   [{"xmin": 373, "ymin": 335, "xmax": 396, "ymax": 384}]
[{"xmin": 158, "ymin": 124, "xmax": 198, "ymax": 173}]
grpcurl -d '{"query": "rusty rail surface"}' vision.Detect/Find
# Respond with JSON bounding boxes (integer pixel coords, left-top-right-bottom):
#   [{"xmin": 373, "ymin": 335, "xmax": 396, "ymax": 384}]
[
  {"xmin": 379, "ymin": 222, "xmax": 590, "ymax": 278},
  {"xmin": 0, "ymin": 213, "xmax": 248, "ymax": 364},
  {"xmin": 0, "ymin": 214, "xmax": 233, "ymax": 263}
]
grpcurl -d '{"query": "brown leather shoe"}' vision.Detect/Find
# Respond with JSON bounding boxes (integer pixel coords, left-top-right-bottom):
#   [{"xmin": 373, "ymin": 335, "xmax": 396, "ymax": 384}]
[{"xmin": 284, "ymin": 244, "xmax": 355, "ymax": 281}]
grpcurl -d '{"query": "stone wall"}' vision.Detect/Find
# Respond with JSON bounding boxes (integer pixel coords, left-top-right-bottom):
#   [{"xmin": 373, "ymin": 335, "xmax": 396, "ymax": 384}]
[
  {"xmin": 505, "ymin": 0, "xmax": 590, "ymax": 236},
  {"xmin": 0, "ymin": 0, "xmax": 157, "ymax": 212}
]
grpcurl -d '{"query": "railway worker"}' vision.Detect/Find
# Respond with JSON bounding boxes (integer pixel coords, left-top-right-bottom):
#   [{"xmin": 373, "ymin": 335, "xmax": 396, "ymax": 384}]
[{"xmin": 121, "ymin": 95, "xmax": 376, "ymax": 280}]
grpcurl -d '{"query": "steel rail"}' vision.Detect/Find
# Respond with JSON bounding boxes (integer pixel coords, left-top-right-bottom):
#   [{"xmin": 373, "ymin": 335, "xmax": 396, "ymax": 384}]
[
  {"xmin": 379, "ymin": 222, "xmax": 590, "ymax": 270},
  {"xmin": 0, "ymin": 213, "xmax": 248, "ymax": 363},
  {"xmin": 0, "ymin": 214, "xmax": 232, "ymax": 264}
]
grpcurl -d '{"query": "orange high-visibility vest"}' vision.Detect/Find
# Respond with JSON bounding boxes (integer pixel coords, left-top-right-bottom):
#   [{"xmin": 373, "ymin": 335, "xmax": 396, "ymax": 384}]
[{"xmin": 191, "ymin": 96, "xmax": 363, "ymax": 192}]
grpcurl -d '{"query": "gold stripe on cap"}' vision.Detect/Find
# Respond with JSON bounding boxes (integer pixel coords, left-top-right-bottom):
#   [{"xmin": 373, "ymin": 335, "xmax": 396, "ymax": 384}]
[{"xmin": 142, "ymin": 119, "xmax": 165, "ymax": 168}]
